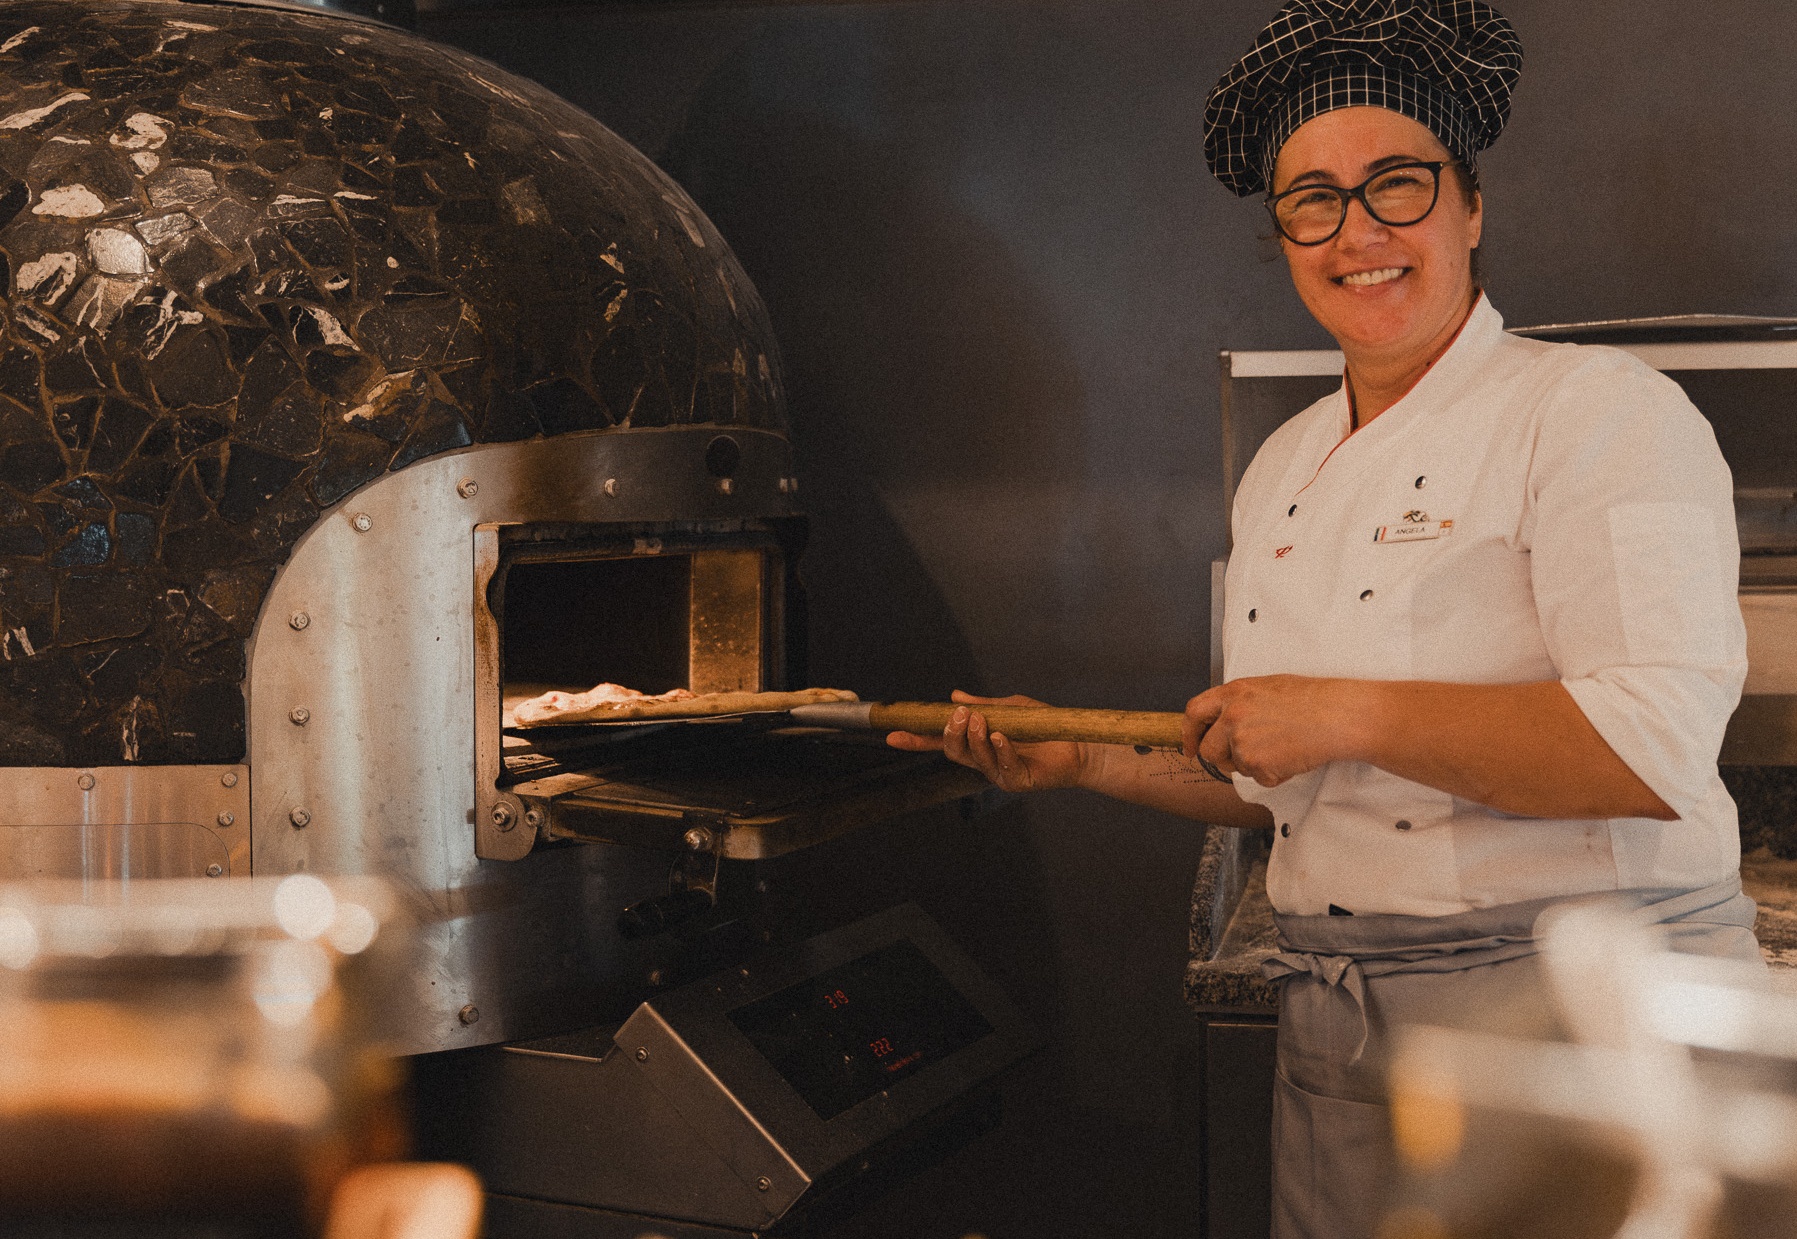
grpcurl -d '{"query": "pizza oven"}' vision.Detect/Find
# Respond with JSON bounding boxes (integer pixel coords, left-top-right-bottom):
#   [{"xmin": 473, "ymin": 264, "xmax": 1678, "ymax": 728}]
[{"xmin": 0, "ymin": 0, "xmax": 988, "ymax": 1059}]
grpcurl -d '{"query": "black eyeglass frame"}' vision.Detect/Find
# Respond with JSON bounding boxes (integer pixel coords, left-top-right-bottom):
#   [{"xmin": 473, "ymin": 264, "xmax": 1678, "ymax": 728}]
[{"xmin": 1264, "ymin": 160, "xmax": 1460, "ymax": 247}]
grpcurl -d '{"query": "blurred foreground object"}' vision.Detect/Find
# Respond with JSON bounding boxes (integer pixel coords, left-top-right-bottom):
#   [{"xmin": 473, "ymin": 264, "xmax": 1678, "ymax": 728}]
[
  {"xmin": 1388, "ymin": 906, "xmax": 1797, "ymax": 1239},
  {"xmin": 323, "ymin": 1163, "xmax": 482, "ymax": 1239},
  {"xmin": 0, "ymin": 875, "xmax": 408, "ymax": 1237}
]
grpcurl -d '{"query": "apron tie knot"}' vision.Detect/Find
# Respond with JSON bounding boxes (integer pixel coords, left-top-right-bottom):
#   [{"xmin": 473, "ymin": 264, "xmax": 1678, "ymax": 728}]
[{"xmin": 1263, "ymin": 950, "xmax": 1373, "ymax": 1061}]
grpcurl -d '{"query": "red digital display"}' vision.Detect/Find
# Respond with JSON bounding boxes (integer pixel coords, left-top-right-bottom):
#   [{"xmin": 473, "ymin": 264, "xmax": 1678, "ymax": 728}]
[{"xmin": 728, "ymin": 940, "xmax": 994, "ymax": 1119}]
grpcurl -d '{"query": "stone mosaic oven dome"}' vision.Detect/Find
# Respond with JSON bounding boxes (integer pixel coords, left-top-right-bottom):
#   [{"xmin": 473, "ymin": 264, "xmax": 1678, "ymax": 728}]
[{"xmin": 0, "ymin": 0, "xmax": 784, "ymax": 767}]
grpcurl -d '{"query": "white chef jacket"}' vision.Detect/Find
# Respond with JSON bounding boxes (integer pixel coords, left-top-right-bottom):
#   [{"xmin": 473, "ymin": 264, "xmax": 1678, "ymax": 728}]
[{"xmin": 1224, "ymin": 295, "xmax": 1747, "ymax": 918}]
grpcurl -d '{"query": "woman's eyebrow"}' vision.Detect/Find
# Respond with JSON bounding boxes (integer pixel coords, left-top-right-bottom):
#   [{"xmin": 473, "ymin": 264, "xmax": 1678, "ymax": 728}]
[{"xmin": 1279, "ymin": 153, "xmax": 1437, "ymax": 190}]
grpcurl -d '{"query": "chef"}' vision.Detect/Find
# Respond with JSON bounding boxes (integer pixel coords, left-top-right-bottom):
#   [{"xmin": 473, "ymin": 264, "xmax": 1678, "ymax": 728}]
[{"xmin": 889, "ymin": 2, "xmax": 1764, "ymax": 1236}]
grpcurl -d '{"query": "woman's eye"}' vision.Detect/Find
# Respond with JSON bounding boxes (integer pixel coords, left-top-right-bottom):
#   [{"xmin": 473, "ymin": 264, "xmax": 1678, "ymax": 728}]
[
  {"xmin": 1288, "ymin": 189, "xmax": 1339, "ymax": 209},
  {"xmin": 1371, "ymin": 171, "xmax": 1428, "ymax": 192}
]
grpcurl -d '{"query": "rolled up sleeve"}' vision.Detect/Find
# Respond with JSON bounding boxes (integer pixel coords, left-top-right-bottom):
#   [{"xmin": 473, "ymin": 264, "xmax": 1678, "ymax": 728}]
[{"xmin": 1526, "ymin": 353, "xmax": 1746, "ymax": 820}]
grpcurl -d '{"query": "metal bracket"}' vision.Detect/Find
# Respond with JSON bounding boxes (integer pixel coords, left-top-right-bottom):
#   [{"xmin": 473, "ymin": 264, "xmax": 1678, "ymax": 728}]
[{"xmin": 474, "ymin": 523, "xmax": 537, "ymax": 860}]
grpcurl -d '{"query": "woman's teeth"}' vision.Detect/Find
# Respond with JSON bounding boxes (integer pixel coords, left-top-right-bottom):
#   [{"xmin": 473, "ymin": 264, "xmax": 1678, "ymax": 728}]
[{"xmin": 1339, "ymin": 267, "xmax": 1406, "ymax": 287}]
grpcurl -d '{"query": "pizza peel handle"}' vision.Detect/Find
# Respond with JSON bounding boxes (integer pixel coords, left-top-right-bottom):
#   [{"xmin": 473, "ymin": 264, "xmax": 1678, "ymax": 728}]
[{"xmin": 788, "ymin": 701, "xmax": 1187, "ymax": 749}]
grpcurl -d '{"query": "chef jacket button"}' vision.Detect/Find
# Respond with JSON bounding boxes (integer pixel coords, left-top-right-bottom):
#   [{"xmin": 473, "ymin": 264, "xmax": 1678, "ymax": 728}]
[
  {"xmin": 1280, "ymin": 822, "xmax": 1290, "ymax": 837},
  {"xmin": 1359, "ymin": 589, "xmax": 1374, "ymax": 601},
  {"xmin": 1395, "ymin": 819, "xmax": 1413, "ymax": 832},
  {"xmin": 1415, "ymin": 476, "xmax": 1427, "ymax": 489},
  {"xmin": 1287, "ymin": 504, "xmax": 1297, "ymax": 517},
  {"xmin": 1248, "ymin": 608, "xmax": 1258, "ymax": 622}
]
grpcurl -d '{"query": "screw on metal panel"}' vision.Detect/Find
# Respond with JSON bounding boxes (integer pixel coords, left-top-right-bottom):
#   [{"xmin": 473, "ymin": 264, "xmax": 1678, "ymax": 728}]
[
  {"xmin": 786, "ymin": 477, "xmax": 799, "ymax": 494},
  {"xmin": 491, "ymin": 802, "xmax": 515, "ymax": 831},
  {"xmin": 221, "ymin": 771, "xmax": 238, "ymax": 788},
  {"xmin": 647, "ymin": 968, "xmax": 668, "ymax": 986},
  {"xmin": 523, "ymin": 806, "xmax": 543, "ymax": 830},
  {"xmin": 458, "ymin": 1004, "xmax": 480, "ymax": 1026},
  {"xmin": 289, "ymin": 611, "xmax": 310, "ymax": 631},
  {"xmin": 603, "ymin": 478, "xmax": 619, "ymax": 497},
  {"xmin": 217, "ymin": 812, "xmax": 234, "ymax": 828},
  {"xmin": 456, "ymin": 478, "xmax": 479, "ymax": 499},
  {"xmin": 205, "ymin": 864, "xmax": 224, "ymax": 878},
  {"xmin": 757, "ymin": 1177, "xmax": 772, "ymax": 1193},
  {"xmin": 290, "ymin": 807, "xmax": 312, "ymax": 829},
  {"xmin": 289, "ymin": 707, "xmax": 311, "ymax": 726},
  {"xmin": 350, "ymin": 512, "xmax": 372, "ymax": 533},
  {"xmin": 634, "ymin": 1047, "xmax": 649, "ymax": 1063},
  {"xmin": 683, "ymin": 826, "xmax": 713, "ymax": 852},
  {"xmin": 76, "ymin": 773, "xmax": 95, "ymax": 791},
  {"xmin": 717, "ymin": 477, "xmax": 734, "ymax": 495}
]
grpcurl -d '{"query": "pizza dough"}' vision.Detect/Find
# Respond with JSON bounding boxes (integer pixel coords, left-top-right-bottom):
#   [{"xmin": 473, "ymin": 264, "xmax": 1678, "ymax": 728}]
[{"xmin": 510, "ymin": 682, "xmax": 859, "ymax": 727}]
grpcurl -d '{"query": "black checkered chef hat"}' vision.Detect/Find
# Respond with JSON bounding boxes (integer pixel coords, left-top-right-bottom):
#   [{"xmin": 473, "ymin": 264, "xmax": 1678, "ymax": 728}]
[{"xmin": 1204, "ymin": 0, "xmax": 1523, "ymax": 198}]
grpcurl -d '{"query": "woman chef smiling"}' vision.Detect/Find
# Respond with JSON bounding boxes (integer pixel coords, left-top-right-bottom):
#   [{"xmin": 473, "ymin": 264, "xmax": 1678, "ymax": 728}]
[{"xmin": 890, "ymin": 2, "xmax": 1765, "ymax": 1236}]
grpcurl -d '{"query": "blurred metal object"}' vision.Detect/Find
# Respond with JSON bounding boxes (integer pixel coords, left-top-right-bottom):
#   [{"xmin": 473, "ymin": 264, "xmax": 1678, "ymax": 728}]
[
  {"xmin": 0, "ymin": 876, "xmax": 403, "ymax": 1234},
  {"xmin": 1388, "ymin": 908, "xmax": 1797, "ymax": 1239},
  {"xmin": 0, "ymin": 767, "xmax": 249, "ymax": 879}
]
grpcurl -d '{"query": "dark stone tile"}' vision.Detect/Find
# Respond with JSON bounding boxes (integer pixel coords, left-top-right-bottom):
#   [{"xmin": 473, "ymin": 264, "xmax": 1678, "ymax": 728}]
[
  {"xmin": 0, "ymin": 349, "xmax": 43, "ymax": 410},
  {"xmin": 0, "ymin": 523, "xmax": 44, "ymax": 556},
  {"xmin": 528, "ymin": 375, "xmax": 611, "ymax": 435},
  {"xmin": 50, "ymin": 521, "xmax": 110, "ymax": 567},
  {"xmin": 390, "ymin": 399, "xmax": 470, "ymax": 471},
  {"xmin": 145, "ymin": 327, "xmax": 237, "ymax": 408},
  {"xmin": 311, "ymin": 430, "xmax": 393, "ymax": 507},
  {"xmin": 0, "ymin": 441, "xmax": 64, "ymax": 493},
  {"xmin": 58, "ymin": 571, "xmax": 153, "ymax": 644},
  {"xmin": 85, "ymin": 398, "xmax": 156, "ymax": 475},
  {"xmin": 115, "ymin": 511, "xmax": 154, "ymax": 565},
  {"xmin": 52, "ymin": 478, "xmax": 110, "ymax": 511},
  {"xmin": 218, "ymin": 443, "xmax": 305, "ymax": 523},
  {"xmin": 116, "ymin": 458, "xmax": 178, "ymax": 506}
]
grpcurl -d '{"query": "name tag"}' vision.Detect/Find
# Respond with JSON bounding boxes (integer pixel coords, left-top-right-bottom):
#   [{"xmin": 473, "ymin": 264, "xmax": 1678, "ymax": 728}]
[{"xmin": 1373, "ymin": 519, "xmax": 1452, "ymax": 544}]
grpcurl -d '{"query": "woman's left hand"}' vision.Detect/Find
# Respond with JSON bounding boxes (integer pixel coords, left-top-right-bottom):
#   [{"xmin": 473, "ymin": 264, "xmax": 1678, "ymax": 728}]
[{"xmin": 1183, "ymin": 675, "xmax": 1368, "ymax": 787}]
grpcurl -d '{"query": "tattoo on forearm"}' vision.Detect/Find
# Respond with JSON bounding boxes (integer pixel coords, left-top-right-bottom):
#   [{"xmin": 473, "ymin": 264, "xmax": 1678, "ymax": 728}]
[{"xmin": 1138, "ymin": 749, "xmax": 1229, "ymax": 784}]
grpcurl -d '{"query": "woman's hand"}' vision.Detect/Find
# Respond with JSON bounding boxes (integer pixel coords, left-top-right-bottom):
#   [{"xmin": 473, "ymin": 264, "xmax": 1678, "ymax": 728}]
[
  {"xmin": 1183, "ymin": 675, "xmax": 1367, "ymax": 787},
  {"xmin": 885, "ymin": 689, "xmax": 1088, "ymax": 793}
]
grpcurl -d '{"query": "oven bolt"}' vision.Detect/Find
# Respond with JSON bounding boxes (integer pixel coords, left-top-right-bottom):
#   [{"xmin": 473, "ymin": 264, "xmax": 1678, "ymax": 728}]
[
  {"xmin": 648, "ymin": 968, "xmax": 668, "ymax": 986},
  {"xmin": 635, "ymin": 1047, "xmax": 650, "ymax": 1063},
  {"xmin": 756, "ymin": 1177, "xmax": 772, "ymax": 1193},
  {"xmin": 491, "ymin": 802, "xmax": 516, "ymax": 831},
  {"xmin": 217, "ymin": 812, "xmax": 234, "ymax": 828},
  {"xmin": 779, "ymin": 477, "xmax": 797, "ymax": 494},
  {"xmin": 523, "ymin": 806, "xmax": 543, "ymax": 830},
  {"xmin": 76, "ymin": 773, "xmax": 95, "ymax": 791},
  {"xmin": 289, "ymin": 611, "xmax": 310, "ymax": 631},
  {"xmin": 290, "ymin": 807, "xmax": 312, "ymax": 829},
  {"xmin": 458, "ymin": 1004, "xmax": 480, "ymax": 1026},
  {"xmin": 457, "ymin": 478, "xmax": 479, "ymax": 499},
  {"xmin": 221, "ymin": 771, "xmax": 238, "ymax": 788},
  {"xmin": 206, "ymin": 864, "xmax": 223, "ymax": 878},
  {"xmin": 603, "ymin": 478, "xmax": 619, "ymax": 497},
  {"xmin": 350, "ymin": 512, "xmax": 372, "ymax": 533},
  {"xmin": 717, "ymin": 477, "xmax": 734, "ymax": 495},
  {"xmin": 290, "ymin": 707, "xmax": 311, "ymax": 726},
  {"xmin": 683, "ymin": 826, "xmax": 714, "ymax": 852}
]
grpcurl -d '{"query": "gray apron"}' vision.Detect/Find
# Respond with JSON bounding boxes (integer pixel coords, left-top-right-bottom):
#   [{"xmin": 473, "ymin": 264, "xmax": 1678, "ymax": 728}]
[{"xmin": 1261, "ymin": 879, "xmax": 1762, "ymax": 1239}]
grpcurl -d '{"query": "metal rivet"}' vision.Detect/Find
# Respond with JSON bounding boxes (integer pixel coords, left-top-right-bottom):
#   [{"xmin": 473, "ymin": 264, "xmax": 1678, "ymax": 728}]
[
  {"xmin": 289, "ymin": 707, "xmax": 311, "ymax": 726},
  {"xmin": 456, "ymin": 478, "xmax": 479, "ymax": 499},
  {"xmin": 778, "ymin": 477, "xmax": 792, "ymax": 494},
  {"xmin": 221, "ymin": 771, "xmax": 238, "ymax": 788},
  {"xmin": 603, "ymin": 478, "xmax": 619, "ymax": 497},
  {"xmin": 1248, "ymin": 609, "xmax": 1258, "ymax": 622},
  {"xmin": 757, "ymin": 1177, "xmax": 772, "ymax": 1193},
  {"xmin": 683, "ymin": 826, "xmax": 713, "ymax": 852},
  {"xmin": 491, "ymin": 803, "xmax": 515, "ymax": 831},
  {"xmin": 717, "ymin": 477, "xmax": 734, "ymax": 495},
  {"xmin": 289, "ymin": 611, "xmax": 310, "ymax": 631},
  {"xmin": 1288, "ymin": 504, "xmax": 1297, "ymax": 516},
  {"xmin": 1396, "ymin": 820, "xmax": 1413, "ymax": 832},
  {"xmin": 458, "ymin": 1004, "xmax": 480, "ymax": 1026},
  {"xmin": 523, "ymin": 806, "xmax": 543, "ymax": 830},
  {"xmin": 205, "ymin": 863, "xmax": 224, "ymax": 878},
  {"xmin": 1280, "ymin": 823, "xmax": 1291, "ymax": 838},
  {"xmin": 216, "ymin": 812, "xmax": 234, "ymax": 828},
  {"xmin": 647, "ymin": 968, "xmax": 668, "ymax": 987},
  {"xmin": 785, "ymin": 477, "xmax": 799, "ymax": 494},
  {"xmin": 289, "ymin": 807, "xmax": 312, "ymax": 829},
  {"xmin": 350, "ymin": 512, "xmax": 372, "ymax": 533},
  {"xmin": 635, "ymin": 1047, "xmax": 650, "ymax": 1063},
  {"xmin": 1415, "ymin": 476, "xmax": 1427, "ymax": 489},
  {"xmin": 76, "ymin": 773, "xmax": 95, "ymax": 791},
  {"xmin": 1360, "ymin": 589, "xmax": 1374, "ymax": 601}
]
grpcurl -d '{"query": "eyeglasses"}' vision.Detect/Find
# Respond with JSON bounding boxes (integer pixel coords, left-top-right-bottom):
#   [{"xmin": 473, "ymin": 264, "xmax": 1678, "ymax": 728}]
[{"xmin": 1265, "ymin": 161, "xmax": 1457, "ymax": 246}]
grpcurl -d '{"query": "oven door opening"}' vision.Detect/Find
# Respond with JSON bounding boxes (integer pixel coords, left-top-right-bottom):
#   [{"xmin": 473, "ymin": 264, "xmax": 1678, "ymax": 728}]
[{"xmin": 472, "ymin": 524, "xmax": 985, "ymax": 866}]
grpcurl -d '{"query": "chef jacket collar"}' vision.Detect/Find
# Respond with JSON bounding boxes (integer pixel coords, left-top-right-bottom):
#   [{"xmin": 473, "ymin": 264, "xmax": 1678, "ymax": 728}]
[{"xmin": 1331, "ymin": 292, "xmax": 1506, "ymax": 448}]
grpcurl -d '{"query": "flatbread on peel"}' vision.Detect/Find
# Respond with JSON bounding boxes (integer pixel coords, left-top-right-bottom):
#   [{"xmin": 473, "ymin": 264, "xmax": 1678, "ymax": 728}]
[{"xmin": 511, "ymin": 684, "xmax": 859, "ymax": 727}]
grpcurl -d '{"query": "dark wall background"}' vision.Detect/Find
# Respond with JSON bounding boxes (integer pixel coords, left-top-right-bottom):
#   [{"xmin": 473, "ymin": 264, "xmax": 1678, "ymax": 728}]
[{"xmin": 412, "ymin": 2, "xmax": 1795, "ymax": 1234}]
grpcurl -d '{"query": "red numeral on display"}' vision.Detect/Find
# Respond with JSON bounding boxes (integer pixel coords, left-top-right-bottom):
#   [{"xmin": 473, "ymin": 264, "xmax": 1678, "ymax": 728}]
[
  {"xmin": 869, "ymin": 1037, "xmax": 894, "ymax": 1058},
  {"xmin": 825, "ymin": 989, "xmax": 850, "ymax": 1010}
]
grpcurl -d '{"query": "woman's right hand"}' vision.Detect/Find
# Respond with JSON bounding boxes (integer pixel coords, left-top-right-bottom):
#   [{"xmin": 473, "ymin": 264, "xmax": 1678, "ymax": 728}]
[{"xmin": 884, "ymin": 689, "xmax": 1088, "ymax": 793}]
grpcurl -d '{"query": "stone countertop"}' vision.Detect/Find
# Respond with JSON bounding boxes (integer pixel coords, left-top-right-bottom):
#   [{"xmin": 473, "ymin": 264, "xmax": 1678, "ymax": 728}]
[{"xmin": 1185, "ymin": 834, "xmax": 1797, "ymax": 1017}]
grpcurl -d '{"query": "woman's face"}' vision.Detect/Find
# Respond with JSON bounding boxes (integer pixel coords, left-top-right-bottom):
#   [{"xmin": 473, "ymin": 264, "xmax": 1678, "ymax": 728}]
[{"xmin": 1270, "ymin": 107, "xmax": 1482, "ymax": 360}]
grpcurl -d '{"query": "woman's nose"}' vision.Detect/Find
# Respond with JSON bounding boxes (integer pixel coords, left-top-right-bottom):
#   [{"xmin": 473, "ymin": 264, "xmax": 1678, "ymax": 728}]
[{"xmin": 1335, "ymin": 196, "xmax": 1389, "ymax": 248}]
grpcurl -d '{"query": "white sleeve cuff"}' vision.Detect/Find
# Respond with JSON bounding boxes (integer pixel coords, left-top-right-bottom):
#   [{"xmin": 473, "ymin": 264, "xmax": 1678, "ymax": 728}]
[{"xmin": 1562, "ymin": 666, "xmax": 1742, "ymax": 821}]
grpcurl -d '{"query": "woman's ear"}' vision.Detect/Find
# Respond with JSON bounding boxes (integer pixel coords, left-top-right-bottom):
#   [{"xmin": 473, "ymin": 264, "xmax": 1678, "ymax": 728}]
[{"xmin": 1467, "ymin": 188, "xmax": 1484, "ymax": 250}]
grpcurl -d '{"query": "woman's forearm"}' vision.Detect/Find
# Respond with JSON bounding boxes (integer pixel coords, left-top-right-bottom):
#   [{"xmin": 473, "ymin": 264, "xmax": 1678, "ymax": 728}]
[
  {"xmin": 1341, "ymin": 679, "xmax": 1675, "ymax": 820},
  {"xmin": 1076, "ymin": 744, "xmax": 1273, "ymax": 829}
]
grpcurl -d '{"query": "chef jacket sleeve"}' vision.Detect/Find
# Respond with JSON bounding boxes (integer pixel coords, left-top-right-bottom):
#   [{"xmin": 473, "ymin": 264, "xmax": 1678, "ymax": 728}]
[{"xmin": 1524, "ymin": 349, "xmax": 1746, "ymax": 821}]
